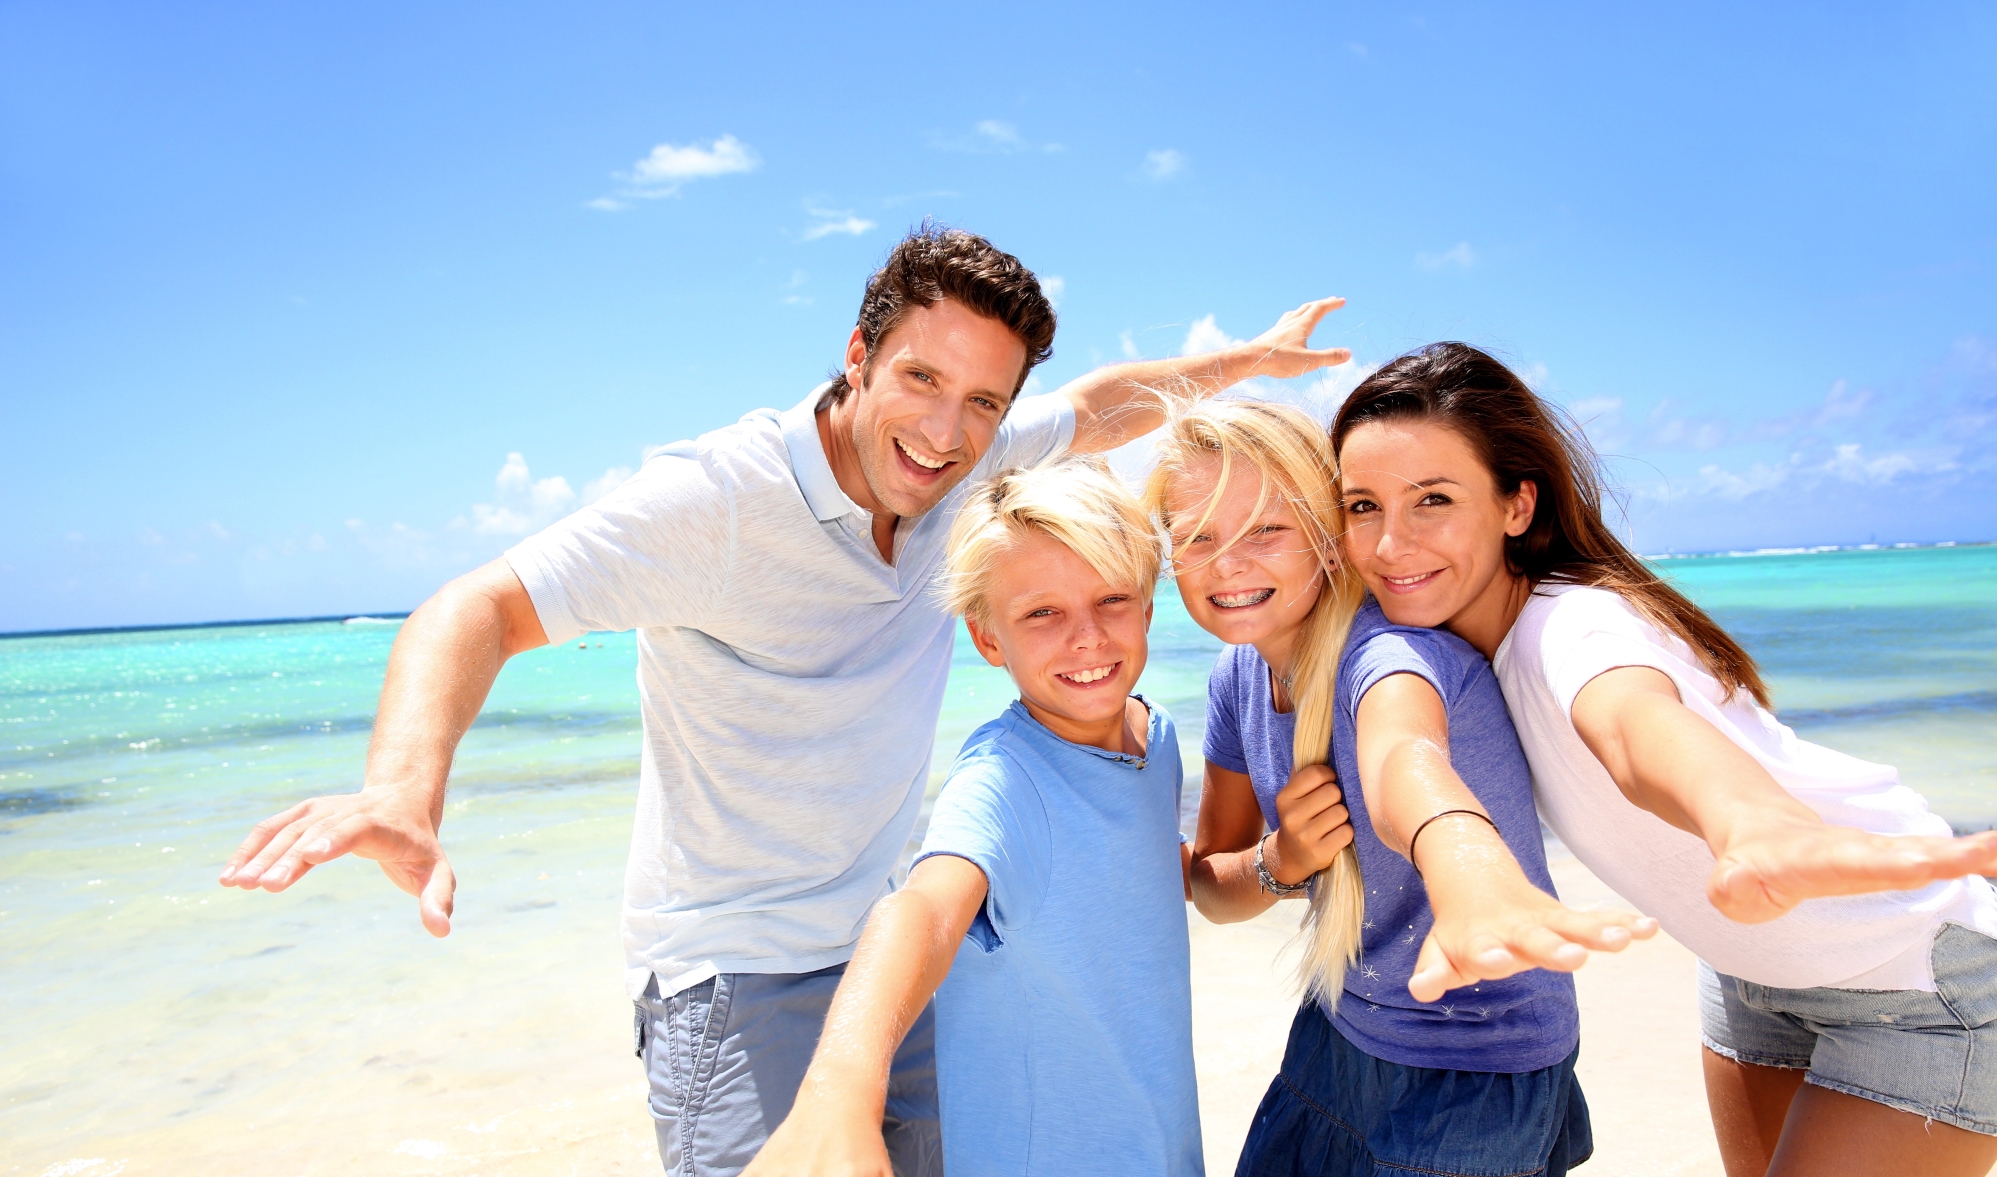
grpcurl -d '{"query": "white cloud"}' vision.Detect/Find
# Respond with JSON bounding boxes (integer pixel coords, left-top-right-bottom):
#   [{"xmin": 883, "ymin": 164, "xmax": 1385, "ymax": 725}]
[
  {"xmin": 1119, "ymin": 330, "xmax": 1140, "ymax": 360},
  {"xmin": 1567, "ymin": 396, "xmax": 1623, "ymax": 421},
  {"xmin": 1041, "ymin": 275, "xmax": 1064, "ymax": 307},
  {"xmin": 802, "ymin": 211, "xmax": 877, "ymax": 240},
  {"xmin": 977, "ymin": 119, "xmax": 1025, "ymax": 150},
  {"xmin": 471, "ymin": 453, "xmax": 577, "ymax": 536},
  {"xmin": 632, "ymin": 135, "xmax": 759, "ymax": 186},
  {"xmin": 582, "ymin": 466, "xmax": 634, "ymax": 503},
  {"xmin": 590, "ymin": 135, "xmax": 760, "ymax": 208},
  {"xmin": 1415, "ymin": 242, "xmax": 1476, "ymax": 271},
  {"xmin": 1143, "ymin": 149, "xmax": 1186, "ymax": 181},
  {"xmin": 1179, "ymin": 314, "xmax": 1244, "ymax": 357},
  {"xmin": 933, "ymin": 120, "xmax": 1061, "ymax": 154},
  {"xmin": 1821, "ymin": 443, "xmax": 1934, "ymax": 485},
  {"xmin": 1698, "ymin": 458, "xmax": 1797, "ymax": 500}
]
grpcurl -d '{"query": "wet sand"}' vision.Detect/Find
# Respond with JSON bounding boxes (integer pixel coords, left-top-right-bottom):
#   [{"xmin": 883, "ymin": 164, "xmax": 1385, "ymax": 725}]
[
  {"xmin": 22, "ymin": 856, "xmax": 1742, "ymax": 1177},
  {"xmin": 1190, "ymin": 855, "xmax": 1725, "ymax": 1177}
]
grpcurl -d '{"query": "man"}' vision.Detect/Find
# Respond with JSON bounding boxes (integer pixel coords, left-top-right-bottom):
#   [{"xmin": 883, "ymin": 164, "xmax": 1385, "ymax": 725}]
[{"xmin": 219, "ymin": 225, "xmax": 1348, "ymax": 1175}]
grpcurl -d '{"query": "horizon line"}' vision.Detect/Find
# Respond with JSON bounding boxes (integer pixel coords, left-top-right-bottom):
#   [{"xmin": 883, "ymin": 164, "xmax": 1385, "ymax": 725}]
[{"xmin": 4, "ymin": 536, "xmax": 1991, "ymax": 640}]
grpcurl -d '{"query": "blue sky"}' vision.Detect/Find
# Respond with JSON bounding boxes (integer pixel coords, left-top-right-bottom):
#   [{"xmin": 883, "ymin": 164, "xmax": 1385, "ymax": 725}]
[{"xmin": 4, "ymin": 1, "xmax": 1994, "ymax": 631}]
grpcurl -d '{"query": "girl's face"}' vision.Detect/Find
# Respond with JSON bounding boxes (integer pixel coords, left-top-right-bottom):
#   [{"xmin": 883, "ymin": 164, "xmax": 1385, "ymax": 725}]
[
  {"xmin": 1336, "ymin": 419, "xmax": 1535, "ymax": 630},
  {"xmin": 1164, "ymin": 454, "xmax": 1326, "ymax": 654}
]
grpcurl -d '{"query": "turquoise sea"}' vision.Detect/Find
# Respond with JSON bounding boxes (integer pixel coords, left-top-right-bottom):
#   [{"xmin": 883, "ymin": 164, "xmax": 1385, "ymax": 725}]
[{"xmin": 3, "ymin": 544, "xmax": 1994, "ymax": 1171}]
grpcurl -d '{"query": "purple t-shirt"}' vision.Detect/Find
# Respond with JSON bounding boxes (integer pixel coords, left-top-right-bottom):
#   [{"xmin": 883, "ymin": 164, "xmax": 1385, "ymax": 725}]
[{"xmin": 1203, "ymin": 597, "xmax": 1579, "ymax": 1073}]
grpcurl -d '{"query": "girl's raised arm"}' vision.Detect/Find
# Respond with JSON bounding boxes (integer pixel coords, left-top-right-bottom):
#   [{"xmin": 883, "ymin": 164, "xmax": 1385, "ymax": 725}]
[
  {"xmin": 1355, "ymin": 672, "xmax": 1656, "ymax": 1004},
  {"xmin": 1571, "ymin": 665, "xmax": 1997, "ymax": 924}
]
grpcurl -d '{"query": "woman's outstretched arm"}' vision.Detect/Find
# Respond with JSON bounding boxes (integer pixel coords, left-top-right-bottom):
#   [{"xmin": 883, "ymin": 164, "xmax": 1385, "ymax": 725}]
[
  {"xmin": 1571, "ymin": 665, "xmax": 1997, "ymax": 923},
  {"xmin": 1356, "ymin": 672, "xmax": 1656, "ymax": 1003}
]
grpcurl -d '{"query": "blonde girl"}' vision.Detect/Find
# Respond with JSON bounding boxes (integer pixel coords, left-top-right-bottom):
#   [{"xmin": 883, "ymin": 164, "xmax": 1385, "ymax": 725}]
[{"xmin": 1151, "ymin": 398, "xmax": 1652, "ymax": 1177}]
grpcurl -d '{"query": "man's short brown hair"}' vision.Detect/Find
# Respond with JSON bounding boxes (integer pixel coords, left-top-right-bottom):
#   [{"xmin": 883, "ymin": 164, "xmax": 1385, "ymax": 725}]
[{"xmin": 822, "ymin": 223, "xmax": 1056, "ymax": 409}]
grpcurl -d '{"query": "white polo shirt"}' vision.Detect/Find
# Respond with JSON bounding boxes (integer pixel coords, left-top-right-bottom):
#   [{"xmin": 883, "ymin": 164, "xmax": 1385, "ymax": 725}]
[{"xmin": 506, "ymin": 386, "xmax": 1074, "ymax": 998}]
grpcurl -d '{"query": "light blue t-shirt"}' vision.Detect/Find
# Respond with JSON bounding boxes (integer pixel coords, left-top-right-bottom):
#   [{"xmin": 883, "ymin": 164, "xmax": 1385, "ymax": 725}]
[{"xmin": 916, "ymin": 698, "xmax": 1202, "ymax": 1177}]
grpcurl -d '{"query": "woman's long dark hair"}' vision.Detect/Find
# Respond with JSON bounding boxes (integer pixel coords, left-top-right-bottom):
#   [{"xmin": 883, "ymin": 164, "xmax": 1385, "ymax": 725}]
[{"xmin": 1331, "ymin": 342, "xmax": 1770, "ymax": 708}]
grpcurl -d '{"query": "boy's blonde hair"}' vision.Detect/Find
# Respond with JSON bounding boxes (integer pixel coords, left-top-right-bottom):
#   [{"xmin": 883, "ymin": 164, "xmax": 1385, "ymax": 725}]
[
  {"xmin": 943, "ymin": 456, "xmax": 1162, "ymax": 623},
  {"xmin": 1143, "ymin": 399, "xmax": 1368, "ymax": 1009}
]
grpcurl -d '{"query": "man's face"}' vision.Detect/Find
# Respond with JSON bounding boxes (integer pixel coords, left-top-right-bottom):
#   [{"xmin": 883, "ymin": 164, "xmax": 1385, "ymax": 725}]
[{"xmin": 840, "ymin": 299, "xmax": 1028, "ymax": 519}]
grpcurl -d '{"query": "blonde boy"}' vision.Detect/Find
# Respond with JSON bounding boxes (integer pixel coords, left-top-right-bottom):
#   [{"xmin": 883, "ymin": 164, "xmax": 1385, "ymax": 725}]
[{"xmin": 745, "ymin": 456, "xmax": 1201, "ymax": 1177}]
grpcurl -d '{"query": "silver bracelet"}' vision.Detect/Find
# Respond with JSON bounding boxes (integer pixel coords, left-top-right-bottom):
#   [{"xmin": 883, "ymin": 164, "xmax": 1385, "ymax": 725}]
[{"xmin": 1255, "ymin": 833, "xmax": 1311, "ymax": 897}]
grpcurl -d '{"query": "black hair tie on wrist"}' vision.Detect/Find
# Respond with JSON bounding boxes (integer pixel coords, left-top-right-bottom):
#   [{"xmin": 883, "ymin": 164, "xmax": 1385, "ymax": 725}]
[{"xmin": 1407, "ymin": 809, "xmax": 1498, "ymax": 876}]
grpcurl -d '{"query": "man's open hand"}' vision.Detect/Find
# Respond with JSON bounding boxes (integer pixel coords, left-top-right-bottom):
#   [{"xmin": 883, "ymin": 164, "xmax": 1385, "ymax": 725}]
[
  {"xmin": 218, "ymin": 791, "xmax": 457, "ymax": 937},
  {"xmin": 1237, "ymin": 297, "xmax": 1352, "ymax": 381}
]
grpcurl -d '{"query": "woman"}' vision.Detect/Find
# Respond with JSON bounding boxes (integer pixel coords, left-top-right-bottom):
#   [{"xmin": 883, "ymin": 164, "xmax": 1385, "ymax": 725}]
[{"xmin": 1330, "ymin": 342, "xmax": 1997, "ymax": 1177}]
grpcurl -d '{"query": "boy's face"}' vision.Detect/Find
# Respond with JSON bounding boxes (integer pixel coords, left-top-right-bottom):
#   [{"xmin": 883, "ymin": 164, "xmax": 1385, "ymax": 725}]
[{"xmin": 964, "ymin": 529, "xmax": 1152, "ymax": 745}]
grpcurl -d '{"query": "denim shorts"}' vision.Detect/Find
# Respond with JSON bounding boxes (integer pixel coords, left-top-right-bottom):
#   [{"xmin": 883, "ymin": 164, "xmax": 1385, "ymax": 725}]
[
  {"xmin": 1235, "ymin": 1001, "xmax": 1592, "ymax": 1177},
  {"xmin": 1699, "ymin": 921, "xmax": 1997, "ymax": 1136},
  {"xmin": 635, "ymin": 964, "xmax": 942, "ymax": 1175}
]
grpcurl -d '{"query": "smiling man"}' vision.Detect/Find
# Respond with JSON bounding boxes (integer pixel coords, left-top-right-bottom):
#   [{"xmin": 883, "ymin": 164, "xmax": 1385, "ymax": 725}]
[{"xmin": 218, "ymin": 225, "xmax": 1347, "ymax": 1176}]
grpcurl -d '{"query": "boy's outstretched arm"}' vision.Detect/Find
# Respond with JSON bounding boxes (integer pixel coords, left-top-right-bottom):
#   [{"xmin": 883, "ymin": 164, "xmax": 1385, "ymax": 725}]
[
  {"xmin": 744, "ymin": 854, "xmax": 988, "ymax": 1177},
  {"xmin": 1355, "ymin": 673, "xmax": 1657, "ymax": 1005},
  {"xmin": 1571, "ymin": 666, "xmax": 1997, "ymax": 924}
]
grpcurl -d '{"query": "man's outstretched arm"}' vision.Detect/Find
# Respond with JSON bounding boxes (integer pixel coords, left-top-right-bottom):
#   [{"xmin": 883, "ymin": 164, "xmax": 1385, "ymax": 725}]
[
  {"xmin": 1059, "ymin": 297, "xmax": 1350, "ymax": 454},
  {"xmin": 217, "ymin": 557, "xmax": 548, "ymax": 936}
]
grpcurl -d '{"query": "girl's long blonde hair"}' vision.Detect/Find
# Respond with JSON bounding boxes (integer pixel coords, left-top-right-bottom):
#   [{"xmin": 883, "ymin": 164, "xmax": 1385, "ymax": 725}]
[{"xmin": 1143, "ymin": 399, "xmax": 1368, "ymax": 1008}]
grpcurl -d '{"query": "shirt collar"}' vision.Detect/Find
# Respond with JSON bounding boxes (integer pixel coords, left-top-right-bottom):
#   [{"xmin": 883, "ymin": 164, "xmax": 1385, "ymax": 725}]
[
  {"xmin": 1005, "ymin": 696, "xmax": 1160, "ymax": 769},
  {"xmin": 779, "ymin": 383, "xmax": 864, "ymax": 523}
]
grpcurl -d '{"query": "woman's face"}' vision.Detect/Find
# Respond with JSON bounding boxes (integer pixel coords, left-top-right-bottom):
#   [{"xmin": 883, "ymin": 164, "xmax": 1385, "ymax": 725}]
[
  {"xmin": 1337, "ymin": 419, "xmax": 1535, "ymax": 630},
  {"xmin": 1164, "ymin": 454, "xmax": 1326, "ymax": 653}
]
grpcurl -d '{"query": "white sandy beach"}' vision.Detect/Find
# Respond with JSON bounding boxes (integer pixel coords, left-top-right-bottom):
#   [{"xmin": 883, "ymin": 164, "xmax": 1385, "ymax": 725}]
[{"xmin": 18, "ymin": 855, "xmax": 1750, "ymax": 1177}]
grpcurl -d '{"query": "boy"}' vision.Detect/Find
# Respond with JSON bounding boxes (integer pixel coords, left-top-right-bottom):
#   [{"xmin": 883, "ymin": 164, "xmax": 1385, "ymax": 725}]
[{"xmin": 744, "ymin": 456, "xmax": 1202, "ymax": 1176}]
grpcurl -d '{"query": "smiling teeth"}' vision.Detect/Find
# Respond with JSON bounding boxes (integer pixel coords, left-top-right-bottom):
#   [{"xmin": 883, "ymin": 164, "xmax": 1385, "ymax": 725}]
[
  {"xmin": 1385, "ymin": 573, "xmax": 1434, "ymax": 585},
  {"xmin": 1060, "ymin": 665, "xmax": 1116, "ymax": 684},
  {"xmin": 1212, "ymin": 589, "xmax": 1275, "ymax": 608},
  {"xmin": 896, "ymin": 439, "xmax": 947, "ymax": 470}
]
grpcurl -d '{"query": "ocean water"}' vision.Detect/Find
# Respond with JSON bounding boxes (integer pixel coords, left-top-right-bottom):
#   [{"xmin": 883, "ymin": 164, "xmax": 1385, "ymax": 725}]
[{"xmin": 3, "ymin": 543, "xmax": 1993, "ymax": 1171}]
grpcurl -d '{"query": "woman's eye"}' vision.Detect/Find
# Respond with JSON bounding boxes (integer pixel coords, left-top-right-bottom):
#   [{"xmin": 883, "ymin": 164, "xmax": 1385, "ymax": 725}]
[
  {"xmin": 1344, "ymin": 500, "xmax": 1376, "ymax": 515},
  {"xmin": 1100, "ymin": 595, "xmax": 1130, "ymax": 606},
  {"xmin": 1419, "ymin": 493, "xmax": 1452, "ymax": 507},
  {"xmin": 1025, "ymin": 607, "xmax": 1055, "ymax": 618}
]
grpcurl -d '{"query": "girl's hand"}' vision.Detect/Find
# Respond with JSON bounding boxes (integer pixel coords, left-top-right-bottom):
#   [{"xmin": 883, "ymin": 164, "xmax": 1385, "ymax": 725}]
[
  {"xmin": 742, "ymin": 1091, "xmax": 893, "ymax": 1177},
  {"xmin": 1271, "ymin": 764, "xmax": 1353, "ymax": 886},
  {"xmin": 1710, "ymin": 818, "xmax": 1997, "ymax": 924},
  {"xmin": 1408, "ymin": 869, "xmax": 1658, "ymax": 1004}
]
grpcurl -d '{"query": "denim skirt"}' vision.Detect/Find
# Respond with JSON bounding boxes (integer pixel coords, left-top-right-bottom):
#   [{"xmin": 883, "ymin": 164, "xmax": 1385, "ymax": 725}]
[{"xmin": 1236, "ymin": 1001, "xmax": 1592, "ymax": 1177}]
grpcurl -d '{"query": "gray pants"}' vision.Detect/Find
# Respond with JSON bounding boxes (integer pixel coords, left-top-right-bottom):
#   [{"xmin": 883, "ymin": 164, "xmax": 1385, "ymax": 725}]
[{"xmin": 636, "ymin": 963, "xmax": 943, "ymax": 1176}]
